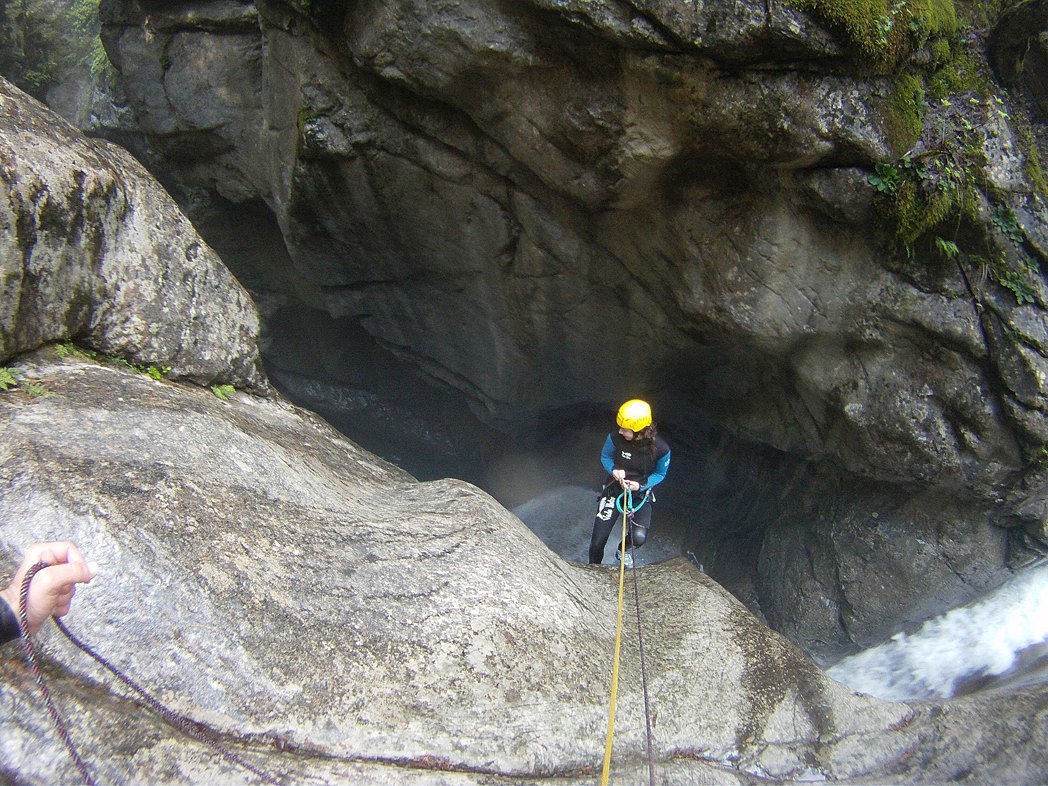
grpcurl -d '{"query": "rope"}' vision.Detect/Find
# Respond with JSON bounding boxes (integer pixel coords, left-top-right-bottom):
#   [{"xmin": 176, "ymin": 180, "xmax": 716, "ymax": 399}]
[
  {"xmin": 600, "ymin": 488, "xmax": 658, "ymax": 785},
  {"xmin": 600, "ymin": 488, "xmax": 630, "ymax": 785},
  {"xmin": 629, "ymin": 538, "xmax": 656, "ymax": 786},
  {"xmin": 18, "ymin": 563, "xmax": 97, "ymax": 786},
  {"xmin": 615, "ymin": 488, "xmax": 649, "ymax": 514},
  {"xmin": 17, "ymin": 561, "xmax": 279, "ymax": 785}
]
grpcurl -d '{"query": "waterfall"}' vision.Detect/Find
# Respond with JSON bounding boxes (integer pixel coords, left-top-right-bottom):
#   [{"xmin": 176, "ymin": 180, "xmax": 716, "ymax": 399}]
[{"xmin": 827, "ymin": 562, "xmax": 1048, "ymax": 700}]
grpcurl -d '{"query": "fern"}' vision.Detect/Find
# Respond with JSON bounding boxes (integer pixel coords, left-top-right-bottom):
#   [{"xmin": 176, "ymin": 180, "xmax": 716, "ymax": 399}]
[
  {"xmin": 23, "ymin": 381, "xmax": 49, "ymax": 398},
  {"xmin": 934, "ymin": 236, "xmax": 960, "ymax": 259},
  {"xmin": 210, "ymin": 384, "xmax": 236, "ymax": 401},
  {"xmin": 993, "ymin": 269, "xmax": 1036, "ymax": 305}
]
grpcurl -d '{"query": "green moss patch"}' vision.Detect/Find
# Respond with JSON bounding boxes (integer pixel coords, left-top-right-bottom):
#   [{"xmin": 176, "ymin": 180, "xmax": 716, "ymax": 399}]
[
  {"xmin": 792, "ymin": 0, "xmax": 958, "ymax": 68},
  {"xmin": 1014, "ymin": 121, "xmax": 1048, "ymax": 201},
  {"xmin": 887, "ymin": 72, "xmax": 926, "ymax": 154}
]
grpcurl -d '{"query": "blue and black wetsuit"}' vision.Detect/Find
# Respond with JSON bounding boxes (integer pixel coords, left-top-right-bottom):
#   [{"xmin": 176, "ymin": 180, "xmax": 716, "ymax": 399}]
[
  {"xmin": 589, "ymin": 432, "xmax": 671, "ymax": 564},
  {"xmin": 0, "ymin": 597, "xmax": 19, "ymax": 644}
]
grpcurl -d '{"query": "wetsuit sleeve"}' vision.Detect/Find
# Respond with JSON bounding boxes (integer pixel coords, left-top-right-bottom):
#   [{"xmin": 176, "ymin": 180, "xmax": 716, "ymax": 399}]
[
  {"xmin": 600, "ymin": 435, "xmax": 616, "ymax": 475},
  {"xmin": 0, "ymin": 596, "xmax": 19, "ymax": 645},
  {"xmin": 641, "ymin": 448, "xmax": 671, "ymax": 491}
]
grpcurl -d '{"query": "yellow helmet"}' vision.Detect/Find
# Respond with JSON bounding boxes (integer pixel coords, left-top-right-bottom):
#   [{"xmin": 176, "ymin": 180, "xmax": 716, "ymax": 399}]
[{"xmin": 616, "ymin": 399, "xmax": 652, "ymax": 431}]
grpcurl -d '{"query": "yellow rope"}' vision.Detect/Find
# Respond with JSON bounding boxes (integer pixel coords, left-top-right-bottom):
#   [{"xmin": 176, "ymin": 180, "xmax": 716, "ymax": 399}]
[{"xmin": 601, "ymin": 493, "xmax": 630, "ymax": 784}]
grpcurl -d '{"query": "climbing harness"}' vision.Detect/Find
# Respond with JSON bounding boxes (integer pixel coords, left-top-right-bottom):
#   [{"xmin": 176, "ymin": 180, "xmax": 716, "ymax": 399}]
[
  {"xmin": 600, "ymin": 487, "xmax": 656, "ymax": 786},
  {"xmin": 17, "ymin": 562, "xmax": 279, "ymax": 785}
]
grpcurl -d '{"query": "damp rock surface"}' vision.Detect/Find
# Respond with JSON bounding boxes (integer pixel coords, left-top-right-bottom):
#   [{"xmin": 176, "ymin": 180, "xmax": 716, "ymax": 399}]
[
  {"xmin": 0, "ymin": 352, "xmax": 1045, "ymax": 784},
  {"xmin": 95, "ymin": 0, "xmax": 1048, "ymax": 653},
  {"xmin": 0, "ymin": 77, "xmax": 265, "ymax": 391}
]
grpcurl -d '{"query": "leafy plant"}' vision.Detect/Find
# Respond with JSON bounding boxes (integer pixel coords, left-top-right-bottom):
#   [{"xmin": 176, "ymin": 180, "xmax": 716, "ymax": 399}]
[
  {"xmin": 868, "ymin": 162, "xmax": 901, "ymax": 193},
  {"xmin": 210, "ymin": 384, "xmax": 236, "ymax": 401},
  {"xmin": 934, "ymin": 236, "xmax": 960, "ymax": 259},
  {"xmin": 23, "ymin": 381, "xmax": 50, "ymax": 398},
  {"xmin": 991, "ymin": 264, "xmax": 1037, "ymax": 305},
  {"xmin": 53, "ymin": 342, "xmax": 174, "ymax": 382},
  {"xmin": 53, "ymin": 341, "xmax": 89, "ymax": 359},
  {"xmin": 992, "ymin": 206, "xmax": 1025, "ymax": 244},
  {"xmin": 0, "ymin": 368, "xmax": 51, "ymax": 397}
]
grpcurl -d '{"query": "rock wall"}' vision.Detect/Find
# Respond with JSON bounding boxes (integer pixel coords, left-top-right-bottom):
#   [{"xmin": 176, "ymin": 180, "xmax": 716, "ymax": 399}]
[
  {"xmin": 0, "ymin": 66, "xmax": 1044, "ymax": 783},
  {"xmin": 0, "ymin": 77, "xmax": 265, "ymax": 391},
  {"xmin": 96, "ymin": 0, "xmax": 1048, "ymax": 654}
]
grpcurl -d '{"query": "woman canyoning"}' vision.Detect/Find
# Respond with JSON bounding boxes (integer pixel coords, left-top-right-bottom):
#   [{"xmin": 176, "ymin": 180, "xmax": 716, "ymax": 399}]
[{"xmin": 589, "ymin": 399, "xmax": 671, "ymax": 568}]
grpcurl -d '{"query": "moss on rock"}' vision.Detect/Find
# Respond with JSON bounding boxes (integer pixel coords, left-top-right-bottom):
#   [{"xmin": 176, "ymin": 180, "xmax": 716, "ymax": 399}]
[
  {"xmin": 1014, "ymin": 119, "xmax": 1048, "ymax": 201},
  {"xmin": 887, "ymin": 71, "xmax": 926, "ymax": 154},
  {"xmin": 792, "ymin": 0, "xmax": 958, "ymax": 68}
]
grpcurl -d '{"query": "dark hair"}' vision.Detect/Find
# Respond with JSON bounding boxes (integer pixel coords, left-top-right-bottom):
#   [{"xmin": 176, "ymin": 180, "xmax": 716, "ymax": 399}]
[{"xmin": 633, "ymin": 424, "xmax": 659, "ymax": 459}]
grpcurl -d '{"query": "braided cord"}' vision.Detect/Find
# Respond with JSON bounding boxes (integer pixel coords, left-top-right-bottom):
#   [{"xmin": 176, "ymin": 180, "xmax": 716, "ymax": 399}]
[
  {"xmin": 615, "ymin": 488, "xmax": 650, "ymax": 514},
  {"xmin": 53, "ymin": 618, "xmax": 280, "ymax": 784},
  {"xmin": 18, "ymin": 561, "xmax": 279, "ymax": 785},
  {"xmin": 19, "ymin": 562, "xmax": 97, "ymax": 786},
  {"xmin": 601, "ymin": 485, "xmax": 658, "ymax": 784},
  {"xmin": 600, "ymin": 490, "xmax": 631, "ymax": 784},
  {"xmin": 629, "ymin": 538, "xmax": 656, "ymax": 786}
]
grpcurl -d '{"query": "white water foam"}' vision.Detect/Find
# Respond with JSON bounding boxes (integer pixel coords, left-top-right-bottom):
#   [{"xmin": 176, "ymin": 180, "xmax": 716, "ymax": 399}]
[{"xmin": 828, "ymin": 562, "xmax": 1048, "ymax": 700}]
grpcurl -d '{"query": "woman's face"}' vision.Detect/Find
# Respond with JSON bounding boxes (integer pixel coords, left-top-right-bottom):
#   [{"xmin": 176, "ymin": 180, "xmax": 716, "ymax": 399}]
[{"xmin": 618, "ymin": 427, "xmax": 635, "ymax": 440}]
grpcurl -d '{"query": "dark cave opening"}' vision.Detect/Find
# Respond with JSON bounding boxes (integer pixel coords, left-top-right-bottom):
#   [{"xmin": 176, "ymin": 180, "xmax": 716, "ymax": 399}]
[
  {"xmin": 183, "ymin": 190, "xmax": 1038, "ymax": 667},
  {"xmin": 255, "ymin": 295, "xmax": 798, "ymax": 625}
]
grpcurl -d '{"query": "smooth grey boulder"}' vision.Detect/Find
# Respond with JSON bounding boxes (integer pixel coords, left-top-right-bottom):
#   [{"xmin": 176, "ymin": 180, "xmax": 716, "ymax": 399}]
[
  {"xmin": 0, "ymin": 350, "xmax": 1045, "ymax": 784},
  {"xmin": 0, "ymin": 77, "xmax": 265, "ymax": 391}
]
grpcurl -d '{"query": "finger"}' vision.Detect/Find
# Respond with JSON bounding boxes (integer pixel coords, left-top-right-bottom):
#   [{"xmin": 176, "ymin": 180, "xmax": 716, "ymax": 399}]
[
  {"xmin": 54, "ymin": 542, "xmax": 87, "ymax": 566},
  {"xmin": 53, "ymin": 596, "xmax": 74, "ymax": 618},
  {"xmin": 38, "ymin": 560, "xmax": 98, "ymax": 594},
  {"xmin": 24, "ymin": 541, "xmax": 86, "ymax": 567}
]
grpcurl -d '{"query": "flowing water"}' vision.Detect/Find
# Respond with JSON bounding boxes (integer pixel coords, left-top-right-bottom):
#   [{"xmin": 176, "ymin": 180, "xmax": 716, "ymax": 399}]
[
  {"xmin": 828, "ymin": 561, "xmax": 1048, "ymax": 700},
  {"xmin": 516, "ymin": 486, "xmax": 1048, "ymax": 701}
]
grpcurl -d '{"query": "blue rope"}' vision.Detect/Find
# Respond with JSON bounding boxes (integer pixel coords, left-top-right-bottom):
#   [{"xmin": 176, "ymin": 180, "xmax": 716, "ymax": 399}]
[{"xmin": 615, "ymin": 488, "xmax": 649, "ymax": 514}]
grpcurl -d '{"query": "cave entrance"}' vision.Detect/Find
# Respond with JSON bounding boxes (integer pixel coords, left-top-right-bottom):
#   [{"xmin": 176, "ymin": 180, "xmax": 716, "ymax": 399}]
[
  {"xmin": 256, "ymin": 297, "xmax": 789, "ymax": 622},
  {"xmin": 185, "ymin": 191, "xmax": 1030, "ymax": 669}
]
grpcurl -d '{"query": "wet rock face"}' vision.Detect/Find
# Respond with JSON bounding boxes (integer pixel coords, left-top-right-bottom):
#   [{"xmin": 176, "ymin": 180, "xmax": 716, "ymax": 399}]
[
  {"xmin": 0, "ymin": 59, "xmax": 1044, "ymax": 780},
  {"xmin": 757, "ymin": 481, "xmax": 1013, "ymax": 659},
  {"xmin": 0, "ymin": 78, "xmax": 265, "ymax": 390},
  {"xmin": 2, "ymin": 351, "xmax": 1046, "ymax": 784},
  {"xmin": 98, "ymin": 0, "xmax": 1048, "ymax": 651}
]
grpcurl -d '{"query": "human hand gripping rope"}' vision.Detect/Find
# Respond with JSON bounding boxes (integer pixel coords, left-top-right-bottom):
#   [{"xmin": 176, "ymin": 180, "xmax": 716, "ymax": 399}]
[{"xmin": 15, "ymin": 560, "xmax": 280, "ymax": 785}]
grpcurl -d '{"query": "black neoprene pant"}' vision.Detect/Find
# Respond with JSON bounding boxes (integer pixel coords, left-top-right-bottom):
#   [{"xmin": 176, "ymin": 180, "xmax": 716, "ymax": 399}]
[{"xmin": 589, "ymin": 489, "xmax": 651, "ymax": 564}]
